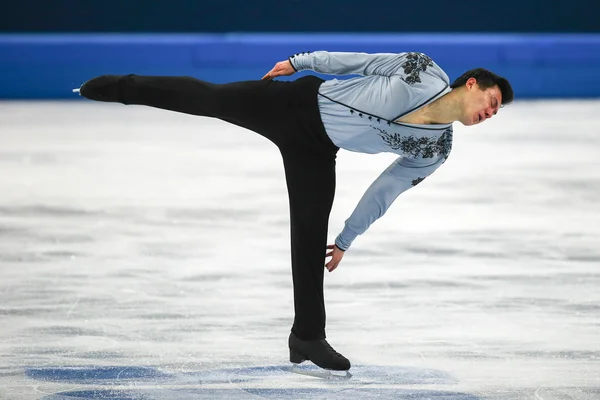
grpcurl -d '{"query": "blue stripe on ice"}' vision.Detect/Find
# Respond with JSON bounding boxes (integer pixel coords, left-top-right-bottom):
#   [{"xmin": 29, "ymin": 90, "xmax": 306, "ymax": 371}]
[
  {"xmin": 25, "ymin": 364, "xmax": 456, "ymax": 385},
  {"xmin": 25, "ymin": 366, "xmax": 170, "ymax": 383},
  {"xmin": 42, "ymin": 388, "xmax": 480, "ymax": 400},
  {"xmin": 28, "ymin": 364, "xmax": 481, "ymax": 399}
]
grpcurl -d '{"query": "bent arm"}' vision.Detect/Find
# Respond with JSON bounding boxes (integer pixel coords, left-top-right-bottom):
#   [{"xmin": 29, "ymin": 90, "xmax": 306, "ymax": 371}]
[{"xmin": 289, "ymin": 51, "xmax": 408, "ymax": 77}]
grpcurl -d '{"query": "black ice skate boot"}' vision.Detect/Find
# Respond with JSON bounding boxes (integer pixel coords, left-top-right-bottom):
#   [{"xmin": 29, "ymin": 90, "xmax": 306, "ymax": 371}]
[
  {"xmin": 78, "ymin": 75, "xmax": 125, "ymax": 102},
  {"xmin": 289, "ymin": 332, "xmax": 351, "ymax": 371}
]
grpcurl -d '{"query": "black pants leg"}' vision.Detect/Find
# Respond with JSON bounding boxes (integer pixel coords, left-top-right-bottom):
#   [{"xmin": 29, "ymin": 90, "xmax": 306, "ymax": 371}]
[
  {"xmin": 112, "ymin": 74, "xmax": 338, "ymax": 340},
  {"xmin": 282, "ymin": 152, "xmax": 336, "ymax": 340},
  {"xmin": 117, "ymin": 74, "xmax": 326, "ymax": 150}
]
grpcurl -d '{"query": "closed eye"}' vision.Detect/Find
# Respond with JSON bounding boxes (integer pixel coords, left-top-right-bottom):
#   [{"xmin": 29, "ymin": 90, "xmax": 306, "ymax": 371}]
[{"xmin": 491, "ymin": 98, "xmax": 499, "ymax": 114}]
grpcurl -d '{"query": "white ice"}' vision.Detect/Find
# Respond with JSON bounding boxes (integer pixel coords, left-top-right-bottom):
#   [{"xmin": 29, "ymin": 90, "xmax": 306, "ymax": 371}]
[{"xmin": 0, "ymin": 99, "xmax": 599, "ymax": 399}]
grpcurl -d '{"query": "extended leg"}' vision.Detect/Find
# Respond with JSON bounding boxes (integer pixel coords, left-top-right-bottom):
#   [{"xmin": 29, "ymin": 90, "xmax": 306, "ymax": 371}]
[{"xmin": 79, "ymin": 74, "xmax": 297, "ymax": 146}]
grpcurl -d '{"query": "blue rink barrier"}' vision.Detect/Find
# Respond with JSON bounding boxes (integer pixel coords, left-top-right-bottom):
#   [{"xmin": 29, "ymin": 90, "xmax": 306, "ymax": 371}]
[{"xmin": 1, "ymin": 33, "xmax": 600, "ymax": 99}]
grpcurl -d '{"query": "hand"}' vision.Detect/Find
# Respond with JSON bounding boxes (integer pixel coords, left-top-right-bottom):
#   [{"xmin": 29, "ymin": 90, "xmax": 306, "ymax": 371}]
[
  {"xmin": 325, "ymin": 244, "xmax": 345, "ymax": 273},
  {"xmin": 262, "ymin": 60, "xmax": 296, "ymax": 80}
]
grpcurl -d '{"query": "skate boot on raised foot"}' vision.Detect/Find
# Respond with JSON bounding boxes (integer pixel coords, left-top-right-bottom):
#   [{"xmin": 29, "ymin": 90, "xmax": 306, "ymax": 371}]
[
  {"xmin": 76, "ymin": 75, "xmax": 126, "ymax": 102},
  {"xmin": 289, "ymin": 332, "xmax": 351, "ymax": 371}
]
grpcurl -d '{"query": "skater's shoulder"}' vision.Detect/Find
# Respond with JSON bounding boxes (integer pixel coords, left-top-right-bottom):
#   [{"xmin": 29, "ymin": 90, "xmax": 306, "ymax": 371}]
[{"xmin": 388, "ymin": 51, "xmax": 450, "ymax": 85}]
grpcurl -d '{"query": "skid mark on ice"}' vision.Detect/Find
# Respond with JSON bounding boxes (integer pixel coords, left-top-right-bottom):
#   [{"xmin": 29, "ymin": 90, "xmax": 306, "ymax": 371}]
[
  {"xmin": 535, "ymin": 387, "xmax": 545, "ymax": 400},
  {"xmin": 66, "ymin": 295, "xmax": 81, "ymax": 317},
  {"xmin": 535, "ymin": 387, "xmax": 583, "ymax": 400}
]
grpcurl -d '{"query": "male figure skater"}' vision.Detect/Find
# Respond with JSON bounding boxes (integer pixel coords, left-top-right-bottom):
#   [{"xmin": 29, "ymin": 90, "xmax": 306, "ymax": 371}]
[{"xmin": 76, "ymin": 50, "xmax": 513, "ymax": 372}]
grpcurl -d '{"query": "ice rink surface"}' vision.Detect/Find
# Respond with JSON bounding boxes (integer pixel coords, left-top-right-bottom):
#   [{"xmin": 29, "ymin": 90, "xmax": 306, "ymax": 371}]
[{"xmin": 0, "ymin": 99, "xmax": 599, "ymax": 399}]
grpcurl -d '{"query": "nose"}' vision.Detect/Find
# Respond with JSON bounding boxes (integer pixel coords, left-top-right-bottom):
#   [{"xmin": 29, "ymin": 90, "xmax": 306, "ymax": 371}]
[{"xmin": 484, "ymin": 108, "xmax": 494, "ymax": 119}]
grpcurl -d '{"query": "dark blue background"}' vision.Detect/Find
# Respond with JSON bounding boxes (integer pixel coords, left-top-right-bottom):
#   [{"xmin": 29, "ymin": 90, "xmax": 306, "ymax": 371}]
[
  {"xmin": 1, "ymin": 0, "xmax": 599, "ymax": 33},
  {"xmin": 2, "ymin": 1, "xmax": 600, "ymax": 99}
]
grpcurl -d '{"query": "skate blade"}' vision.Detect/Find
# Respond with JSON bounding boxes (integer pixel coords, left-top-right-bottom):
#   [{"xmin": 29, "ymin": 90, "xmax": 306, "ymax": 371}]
[
  {"xmin": 72, "ymin": 88, "xmax": 80, "ymax": 93},
  {"xmin": 287, "ymin": 364, "xmax": 352, "ymax": 380}
]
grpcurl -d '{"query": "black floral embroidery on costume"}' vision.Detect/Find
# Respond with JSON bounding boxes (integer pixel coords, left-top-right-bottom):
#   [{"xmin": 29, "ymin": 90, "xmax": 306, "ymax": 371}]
[
  {"xmin": 402, "ymin": 53, "xmax": 434, "ymax": 85},
  {"xmin": 438, "ymin": 128, "xmax": 453, "ymax": 160},
  {"xmin": 412, "ymin": 177, "xmax": 425, "ymax": 186},
  {"xmin": 371, "ymin": 126, "xmax": 453, "ymax": 159}
]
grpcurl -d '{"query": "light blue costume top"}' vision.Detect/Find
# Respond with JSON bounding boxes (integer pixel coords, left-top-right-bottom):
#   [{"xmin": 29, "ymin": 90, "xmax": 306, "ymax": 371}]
[{"xmin": 289, "ymin": 51, "xmax": 454, "ymax": 251}]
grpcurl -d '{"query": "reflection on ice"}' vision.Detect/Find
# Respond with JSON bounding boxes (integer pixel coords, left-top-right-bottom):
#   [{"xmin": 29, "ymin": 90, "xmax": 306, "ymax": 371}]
[{"xmin": 32, "ymin": 365, "xmax": 476, "ymax": 399}]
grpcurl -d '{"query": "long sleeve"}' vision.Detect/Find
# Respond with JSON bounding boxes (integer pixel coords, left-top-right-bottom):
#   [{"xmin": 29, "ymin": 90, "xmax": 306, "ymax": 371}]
[
  {"xmin": 334, "ymin": 154, "xmax": 447, "ymax": 251},
  {"xmin": 289, "ymin": 51, "xmax": 407, "ymax": 77}
]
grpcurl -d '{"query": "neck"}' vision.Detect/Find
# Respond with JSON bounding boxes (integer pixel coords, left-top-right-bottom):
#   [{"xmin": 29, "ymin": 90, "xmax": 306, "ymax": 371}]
[{"xmin": 419, "ymin": 89, "xmax": 463, "ymax": 124}]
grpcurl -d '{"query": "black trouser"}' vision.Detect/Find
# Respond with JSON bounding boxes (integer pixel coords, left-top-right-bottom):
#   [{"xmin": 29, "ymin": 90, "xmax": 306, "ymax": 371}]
[{"xmin": 116, "ymin": 74, "xmax": 338, "ymax": 340}]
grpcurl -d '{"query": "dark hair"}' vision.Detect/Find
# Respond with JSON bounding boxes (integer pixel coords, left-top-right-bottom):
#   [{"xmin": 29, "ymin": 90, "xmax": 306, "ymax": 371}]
[{"xmin": 450, "ymin": 68, "xmax": 514, "ymax": 105}]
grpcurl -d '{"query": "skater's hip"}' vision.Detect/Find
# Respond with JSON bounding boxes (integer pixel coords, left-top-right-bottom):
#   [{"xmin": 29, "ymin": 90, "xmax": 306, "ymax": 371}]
[{"xmin": 278, "ymin": 76, "xmax": 338, "ymax": 157}]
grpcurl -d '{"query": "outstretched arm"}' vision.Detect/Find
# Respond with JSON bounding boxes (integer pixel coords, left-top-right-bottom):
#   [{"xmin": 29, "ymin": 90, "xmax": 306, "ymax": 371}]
[
  {"xmin": 334, "ymin": 154, "xmax": 448, "ymax": 253},
  {"xmin": 262, "ymin": 51, "xmax": 409, "ymax": 80}
]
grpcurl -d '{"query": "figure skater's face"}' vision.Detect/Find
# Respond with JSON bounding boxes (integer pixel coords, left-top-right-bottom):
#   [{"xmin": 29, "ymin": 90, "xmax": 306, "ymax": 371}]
[{"xmin": 461, "ymin": 78, "xmax": 502, "ymax": 126}]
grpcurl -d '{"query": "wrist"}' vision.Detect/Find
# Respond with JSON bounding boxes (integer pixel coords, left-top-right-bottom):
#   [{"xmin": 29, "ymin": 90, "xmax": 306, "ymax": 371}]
[
  {"xmin": 289, "ymin": 51, "xmax": 312, "ymax": 71},
  {"xmin": 288, "ymin": 57, "xmax": 298, "ymax": 72},
  {"xmin": 334, "ymin": 242, "xmax": 348, "ymax": 252}
]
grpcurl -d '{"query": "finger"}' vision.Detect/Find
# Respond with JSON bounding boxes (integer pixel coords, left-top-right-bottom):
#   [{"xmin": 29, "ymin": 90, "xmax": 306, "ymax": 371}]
[
  {"xmin": 326, "ymin": 244, "xmax": 335, "ymax": 249},
  {"xmin": 325, "ymin": 251, "xmax": 333, "ymax": 258},
  {"xmin": 329, "ymin": 263, "xmax": 338, "ymax": 272},
  {"xmin": 262, "ymin": 68, "xmax": 276, "ymax": 80}
]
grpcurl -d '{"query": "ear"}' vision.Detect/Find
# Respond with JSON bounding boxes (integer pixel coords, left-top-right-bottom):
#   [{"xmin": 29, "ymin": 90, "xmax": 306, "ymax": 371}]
[{"xmin": 465, "ymin": 77, "xmax": 477, "ymax": 91}]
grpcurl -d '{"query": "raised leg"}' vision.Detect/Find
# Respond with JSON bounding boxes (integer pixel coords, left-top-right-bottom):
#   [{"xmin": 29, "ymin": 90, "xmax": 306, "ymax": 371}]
[{"xmin": 79, "ymin": 74, "xmax": 299, "ymax": 147}]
